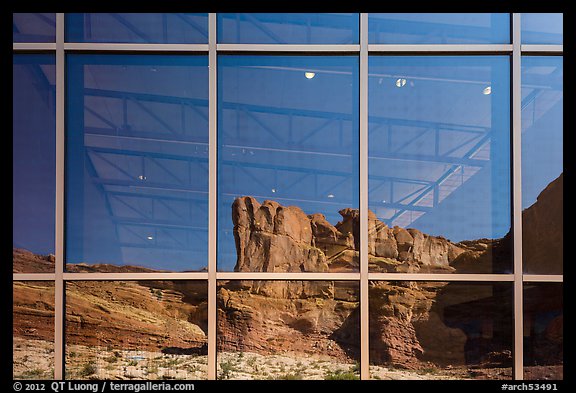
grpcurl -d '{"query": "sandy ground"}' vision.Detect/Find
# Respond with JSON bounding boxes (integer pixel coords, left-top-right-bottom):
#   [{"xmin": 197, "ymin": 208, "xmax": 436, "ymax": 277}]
[
  {"xmin": 14, "ymin": 339, "xmax": 538, "ymax": 381},
  {"xmin": 65, "ymin": 343, "xmax": 207, "ymax": 380},
  {"xmin": 13, "ymin": 337, "xmax": 54, "ymax": 379}
]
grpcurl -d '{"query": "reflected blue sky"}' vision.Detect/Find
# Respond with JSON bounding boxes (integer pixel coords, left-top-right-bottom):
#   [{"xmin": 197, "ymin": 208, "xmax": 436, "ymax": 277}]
[
  {"xmin": 369, "ymin": 13, "xmax": 509, "ymax": 44},
  {"xmin": 13, "ymin": 13, "xmax": 56, "ymax": 43},
  {"xmin": 66, "ymin": 13, "xmax": 208, "ymax": 44},
  {"xmin": 521, "ymin": 56, "xmax": 563, "ymax": 208},
  {"xmin": 369, "ymin": 56, "xmax": 511, "ymax": 244},
  {"xmin": 218, "ymin": 56, "xmax": 359, "ymax": 271},
  {"xmin": 521, "ymin": 13, "xmax": 563, "ymax": 44},
  {"xmin": 13, "ymin": 55, "xmax": 56, "ymax": 256},
  {"xmin": 13, "ymin": 14, "xmax": 564, "ymax": 273},
  {"xmin": 218, "ymin": 13, "xmax": 359, "ymax": 44},
  {"xmin": 66, "ymin": 55, "xmax": 209, "ymax": 271}
]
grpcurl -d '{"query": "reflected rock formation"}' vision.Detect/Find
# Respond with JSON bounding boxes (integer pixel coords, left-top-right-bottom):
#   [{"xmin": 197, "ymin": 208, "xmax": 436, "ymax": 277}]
[
  {"xmin": 216, "ymin": 173, "xmax": 563, "ymax": 378},
  {"xmin": 12, "ymin": 174, "xmax": 562, "ymax": 379}
]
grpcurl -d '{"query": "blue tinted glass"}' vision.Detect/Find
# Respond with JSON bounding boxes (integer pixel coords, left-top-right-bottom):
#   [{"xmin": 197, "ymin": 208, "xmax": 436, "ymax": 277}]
[
  {"xmin": 66, "ymin": 55, "xmax": 209, "ymax": 272},
  {"xmin": 369, "ymin": 13, "xmax": 510, "ymax": 44},
  {"xmin": 521, "ymin": 13, "xmax": 563, "ymax": 44},
  {"xmin": 368, "ymin": 56, "xmax": 511, "ymax": 274},
  {"xmin": 13, "ymin": 13, "xmax": 56, "ymax": 43},
  {"xmin": 521, "ymin": 57, "xmax": 563, "ymax": 275},
  {"xmin": 66, "ymin": 13, "xmax": 208, "ymax": 43},
  {"xmin": 13, "ymin": 55, "xmax": 56, "ymax": 272},
  {"xmin": 218, "ymin": 13, "xmax": 359, "ymax": 44},
  {"xmin": 218, "ymin": 56, "xmax": 359, "ymax": 272}
]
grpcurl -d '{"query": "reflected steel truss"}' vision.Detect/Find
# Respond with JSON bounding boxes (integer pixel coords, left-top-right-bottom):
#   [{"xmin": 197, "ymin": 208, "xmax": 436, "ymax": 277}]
[{"xmin": 12, "ymin": 13, "xmax": 564, "ymax": 381}]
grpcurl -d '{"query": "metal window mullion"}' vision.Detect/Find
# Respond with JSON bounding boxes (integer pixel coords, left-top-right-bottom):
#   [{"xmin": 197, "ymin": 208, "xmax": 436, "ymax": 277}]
[
  {"xmin": 368, "ymin": 273, "xmax": 515, "ymax": 282},
  {"xmin": 63, "ymin": 42, "xmax": 209, "ymax": 52},
  {"xmin": 359, "ymin": 12, "xmax": 369, "ymax": 381},
  {"xmin": 207, "ymin": 12, "xmax": 217, "ymax": 381},
  {"xmin": 216, "ymin": 43, "xmax": 360, "ymax": 52},
  {"xmin": 368, "ymin": 44, "xmax": 513, "ymax": 53},
  {"xmin": 522, "ymin": 275, "xmax": 563, "ymax": 283},
  {"xmin": 54, "ymin": 12, "xmax": 65, "ymax": 381},
  {"xmin": 62, "ymin": 273, "xmax": 209, "ymax": 281},
  {"xmin": 13, "ymin": 42, "xmax": 57, "ymax": 51},
  {"xmin": 216, "ymin": 273, "xmax": 360, "ymax": 281},
  {"xmin": 13, "ymin": 274, "xmax": 57, "ymax": 281},
  {"xmin": 512, "ymin": 13, "xmax": 524, "ymax": 381},
  {"xmin": 521, "ymin": 44, "xmax": 563, "ymax": 54}
]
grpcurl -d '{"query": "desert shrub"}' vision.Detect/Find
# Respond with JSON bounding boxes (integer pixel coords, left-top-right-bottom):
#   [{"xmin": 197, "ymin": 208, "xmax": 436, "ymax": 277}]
[
  {"xmin": 324, "ymin": 369, "xmax": 359, "ymax": 380},
  {"xmin": 78, "ymin": 362, "xmax": 97, "ymax": 377}
]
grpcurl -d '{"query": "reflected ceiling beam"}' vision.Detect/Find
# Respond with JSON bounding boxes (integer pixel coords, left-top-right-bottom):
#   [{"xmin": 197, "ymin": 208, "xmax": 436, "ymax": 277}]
[
  {"xmin": 111, "ymin": 216, "xmax": 207, "ymax": 231},
  {"xmin": 128, "ymin": 97, "xmax": 178, "ymax": 135},
  {"xmin": 33, "ymin": 13, "xmax": 56, "ymax": 27},
  {"xmin": 521, "ymin": 88, "xmax": 541, "ymax": 110},
  {"xmin": 440, "ymin": 132, "xmax": 488, "ymax": 158},
  {"xmin": 108, "ymin": 13, "xmax": 153, "ymax": 42},
  {"xmin": 221, "ymin": 13, "xmax": 355, "ymax": 30},
  {"xmin": 83, "ymin": 87, "xmax": 486, "ymax": 135},
  {"xmin": 174, "ymin": 13, "xmax": 209, "ymax": 39},
  {"xmin": 84, "ymin": 87, "xmax": 207, "ymax": 106},
  {"xmin": 85, "ymin": 145, "xmax": 208, "ymax": 163},
  {"xmin": 22, "ymin": 63, "xmax": 54, "ymax": 107},
  {"xmin": 118, "ymin": 242, "xmax": 203, "ymax": 251},
  {"xmin": 243, "ymin": 13, "xmax": 287, "ymax": 43},
  {"xmin": 92, "ymin": 177, "xmax": 208, "ymax": 194},
  {"xmin": 225, "ymin": 159, "xmax": 433, "ymax": 186},
  {"xmin": 85, "ymin": 107, "xmax": 119, "ymax": 130},
  {"xmin": 386, "ymin": 122, "xmax": 492, "ymax": 225},
  {"xmin": 106, "ymin": 190, "xmax": 208, "ymax": 204},
  {"xmin": 84, "ymin": 127, "xmax": 208, "ymax": 145},
  {"xmin": 368, "ymin": 18, "xmax": 505, "ymax": 41}
]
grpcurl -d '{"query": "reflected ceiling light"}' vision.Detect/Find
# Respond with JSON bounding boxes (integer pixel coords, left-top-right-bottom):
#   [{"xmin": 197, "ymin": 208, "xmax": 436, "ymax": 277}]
[
  {"xmin": 138, "ymin": 175, "xmax": 147, "ymax": 180},
  {"xmin": 382, "ymin": 200, "xmax": 386, "ymax": 203},
  {"xmin": 483, "ymin": 86, "xmax": 492, "ymax": 95},
  {"xmin": 395, "ymin": 78, "xmax": 407, "ymax": 88},
  {"xmin": 305, "ymin": 72, "xmax": 316, "ymax": 79},
  {"xmin": 327, "ymin": 194, "xmax": 335, "ymax": 198},
  {"xmin": 147, "ymin": 236, "xmax": 154, "ymax": 240},
  {"xmin": 271, "ymin": 188, "xmax": 277, "ymax": 193}
]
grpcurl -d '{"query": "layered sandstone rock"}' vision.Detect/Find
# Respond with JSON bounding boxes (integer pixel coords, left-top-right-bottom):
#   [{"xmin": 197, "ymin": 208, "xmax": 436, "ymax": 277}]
[
  {"xmin": 521, "ymin": 173, "xmax": 563, "ymax": 274},
  {"xmin": 232, "ymin": 196, "xmax": 468, "ymax": 275}
]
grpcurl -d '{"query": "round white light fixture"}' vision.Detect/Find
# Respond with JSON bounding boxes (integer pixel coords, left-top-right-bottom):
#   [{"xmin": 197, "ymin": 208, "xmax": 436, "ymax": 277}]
[
  {"xmin": 327, "ymin": 194, "xmax": 335, "ymax": 198},
  {"xmin": 305, "ymin": 72, "xmax": 316, "ymax": 79},
  {"xmin": 271, "ymin": 188, "xmax": 277, "ymax": 193},
  {"xmin": 483, "ymin": 86, "xmax": 492, "ymax": 95},
  {"xmin": 147, "ymin": 236, "xmax": 154, "ymax": 240},
  {"xmin": 395, "ymin": 78, "xmax": 407, "ymax": 88}
]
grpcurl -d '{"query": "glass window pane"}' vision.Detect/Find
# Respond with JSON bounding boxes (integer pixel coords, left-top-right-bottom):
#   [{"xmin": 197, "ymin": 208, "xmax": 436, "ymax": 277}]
[
  {"xmin": 368, "ymin": 56, "xmax": 511, "ymax": 274},
  {"xmin": 65, "ymin": 281, "xmax": 208, "ymax": 379},
  {"xmin": 13, "ymin": 281, "xmax": 55, "ymax": 379},
  {"xmin": 66, "ymin": 55, "xmax": 209, "ymax": 272},
  {"xmin": 218, "ymin": 56, "xmax": 359, "ymax": 272},
  {"xmin": 218, "ymin": 13, "xmax": 359, "ymax": 44},
  {"xmin": 369, "ymin": 281, "xmax": 513, "ymax": 379},
  {"xmin": 13, "ymin": 54, "xmax": 56, "ymax": 273},
  {"xmin": 524, "ymin": 283, "xmax": 563, "ymax": 380},
  {"xmin": 368, "ymin": 13, "xmax": 510, "ymax": 44},
  {"xmin": 521, "ymin": 13, "xmax": 563, "ymax": 44},
  {"xmin": 13, "ymin": 13, "xmax": 56, "ymax": 43},
  {"xmin": 521, "ymin": 57, "xmax": 562, "ymax": 275},
  {"xmin": 66, "ymin": 13, "xmax": 208, "ymax": 43},
  {"xmin": 217, "ymin": 280, "xmax": 360, "ymax": 380}
]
